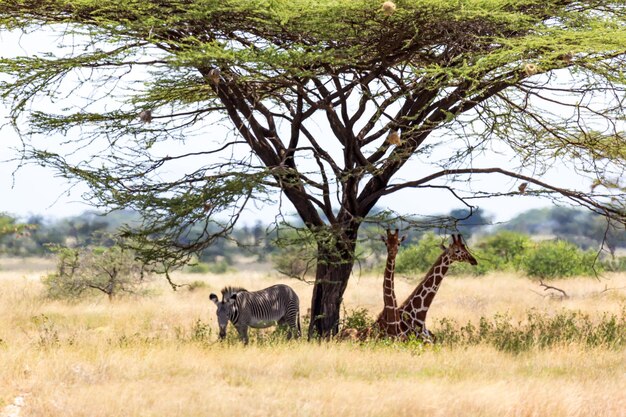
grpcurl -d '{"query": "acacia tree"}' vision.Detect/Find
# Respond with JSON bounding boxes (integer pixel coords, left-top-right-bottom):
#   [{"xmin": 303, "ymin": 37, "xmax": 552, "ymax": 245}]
[{"xmin": 1, "ymin": 0, "xmax": 626, "ymax": 337}]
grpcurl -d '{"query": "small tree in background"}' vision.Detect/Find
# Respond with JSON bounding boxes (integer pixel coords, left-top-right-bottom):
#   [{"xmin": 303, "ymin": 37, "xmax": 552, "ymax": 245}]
[{"xmin": 43, "ymin": 244, "xmax": 154, "ymax": 300}]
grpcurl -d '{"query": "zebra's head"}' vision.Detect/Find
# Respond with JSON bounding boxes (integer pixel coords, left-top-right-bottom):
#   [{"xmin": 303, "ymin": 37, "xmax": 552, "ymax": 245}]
[{"xmin": 209, "ymin": 286, "xmax": 246, "ymax": 339}]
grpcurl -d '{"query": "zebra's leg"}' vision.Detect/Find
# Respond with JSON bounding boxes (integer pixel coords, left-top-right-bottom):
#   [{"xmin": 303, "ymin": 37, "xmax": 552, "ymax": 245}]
[
  {"xmin": 278, "ymin": 317, "xmax": 296, "ymax": 340},
  {"xmin": 276, "ymin": 317, "xmax": 290, "ymax": 340},
  {"xmin": 285, "ymin": 302, "xmax": 301, "ymax": 339},
  {"xmin": 236, "ymin": 325, "xmax": 249, "ymax": 345},
  {"xmin": 282, "ymin": 312, "xmax": 300, "ymax": 340},
  {"xmin": 290, "ymin": 311, "xmax": 301, "ymax": 339}
]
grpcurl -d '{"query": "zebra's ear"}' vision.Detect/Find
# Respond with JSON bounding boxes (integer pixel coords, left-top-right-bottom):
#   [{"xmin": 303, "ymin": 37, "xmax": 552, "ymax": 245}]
[
  {"xmin": 209, "ymin": 293, "xmax": 219, "ymax": 305},
  {"xmin": 228, "ymin": 293, "xmax": 238, "ymax": 303}
]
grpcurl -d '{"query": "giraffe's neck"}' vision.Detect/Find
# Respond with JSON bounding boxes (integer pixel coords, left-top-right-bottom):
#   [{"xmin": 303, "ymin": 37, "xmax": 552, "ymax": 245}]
[
  {"xmin": 377, "ymin": 251, "xmax": 401, "ymax": 336},
  {"xmin": 399, "ymin": 253, "xmax": 451, "ymax": 333}
]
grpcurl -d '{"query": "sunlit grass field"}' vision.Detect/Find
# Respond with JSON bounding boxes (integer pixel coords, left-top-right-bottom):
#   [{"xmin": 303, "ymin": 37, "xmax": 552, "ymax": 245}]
[{"xmin": 1, "ymin": 258, "xmax": 625, "ymax": 417}]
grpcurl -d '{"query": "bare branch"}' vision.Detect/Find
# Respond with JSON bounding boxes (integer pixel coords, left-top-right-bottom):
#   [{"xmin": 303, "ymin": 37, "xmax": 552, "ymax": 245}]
[{"xmin": 538, "ymin": 279, "xmax": 569, "ymax": 299}]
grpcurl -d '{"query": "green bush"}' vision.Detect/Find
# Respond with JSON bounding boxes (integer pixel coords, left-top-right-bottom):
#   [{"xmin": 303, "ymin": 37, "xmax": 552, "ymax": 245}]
[
  {"xmin": 386, "ymin": 231, "xmax": 603, "ymax": 278},
  {"xmin": 523, "ymin": 240, "xmax": 600, "ymax": 278},
  {"xmin": 395, "ymin": 232, "xmax": 441, "ymax": 273},
  {"xmin": 478, "ymin": 231, "xmax": 532, "ymax": 270},
  {"xmin": 340, "ymin": 307, "xmax": 373, "ymax": 332},
  {"xmin": 452, "ymin": 231, "xmax": 532, "ymax": 276}
]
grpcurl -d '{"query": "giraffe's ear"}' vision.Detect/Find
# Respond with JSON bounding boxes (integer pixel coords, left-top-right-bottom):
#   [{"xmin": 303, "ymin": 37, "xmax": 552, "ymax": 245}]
[
  {"xmin": 400, "ymin": 235, "xmax": 406, "ymax": 243},
  {"xmin": 440, "ymin": 243, "xmax": 447, "ymax": 250},
  {"xmin": 380, "ymin": 235, "xmax": 386, "ymax": 243}
]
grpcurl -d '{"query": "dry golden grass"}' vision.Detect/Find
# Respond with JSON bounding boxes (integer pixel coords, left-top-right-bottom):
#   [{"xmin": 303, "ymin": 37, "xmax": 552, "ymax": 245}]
[
  {"xmin": 347, "ymin": 270, "xmax": 626, "ymax": 322},
  {"xmin": 1, "ymin": 258, "xmax": 625, "ymax": 417}
]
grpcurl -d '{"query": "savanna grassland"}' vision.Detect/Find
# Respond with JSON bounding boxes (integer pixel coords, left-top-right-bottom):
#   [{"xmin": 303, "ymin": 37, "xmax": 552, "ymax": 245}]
[{"xmin": 0, "ymin": 258, "xmax": 625, "ymax": 417}]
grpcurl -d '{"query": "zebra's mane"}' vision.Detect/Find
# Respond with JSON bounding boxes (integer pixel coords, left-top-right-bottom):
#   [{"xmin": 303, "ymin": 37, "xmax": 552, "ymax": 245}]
[{"xmin": 221, "ymin": 286, "xmax": 247, "ymax": 299}]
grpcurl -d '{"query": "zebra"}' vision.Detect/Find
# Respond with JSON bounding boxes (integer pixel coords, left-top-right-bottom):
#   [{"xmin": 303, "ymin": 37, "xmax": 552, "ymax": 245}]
[{"xmin": 209, "ymin": 284, "xmax": 301, "ymax": 344}]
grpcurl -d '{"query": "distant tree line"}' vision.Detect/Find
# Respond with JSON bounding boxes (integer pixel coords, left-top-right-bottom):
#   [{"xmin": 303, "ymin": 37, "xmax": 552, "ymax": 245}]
[{"xmin": 1, "ymin": 207, "xmax": 624, "ymax": 277}]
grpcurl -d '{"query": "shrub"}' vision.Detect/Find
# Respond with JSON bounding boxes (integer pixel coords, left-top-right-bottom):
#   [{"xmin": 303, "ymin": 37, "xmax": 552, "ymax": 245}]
[
  {"xmin": 477, "ymin": 231, "xmax": 532, "ymax": 270},
  {"xmin": 190, "ymin": 319, "xmax": 212, "ymax": 342},
  {"xmin": 341, "ymin": 307, "xmax": 373, "ymax": 332},
  {"xmin": 452, "ymin": 231, "xmax": 532, "ymax": 276},
  {"xmin": 523, "ymin": 240, "xmax": 601, "ymax": 278},
  {"xmin": 434, "ymin": 309, "xmax": 625, "ymax": 352},
  {"xmin": 42, "ymin": 244, "xmax": 154, "ymax": 300}
]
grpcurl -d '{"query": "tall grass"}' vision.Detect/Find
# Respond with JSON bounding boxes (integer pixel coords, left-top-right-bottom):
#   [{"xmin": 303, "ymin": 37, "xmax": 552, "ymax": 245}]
[
  {"xmin": 0, "ymin": 261, "xmax": 625, "ymax": 417},
  {"xmin": 434, "ymin": 309, "xmax": 625, "ymax": 352}
]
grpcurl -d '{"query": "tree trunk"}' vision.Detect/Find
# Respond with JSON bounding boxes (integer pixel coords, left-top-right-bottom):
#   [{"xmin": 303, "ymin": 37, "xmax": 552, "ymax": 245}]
[{"xmin": 307, "ymin": 236, "xmax": 356, "ymax": 339}]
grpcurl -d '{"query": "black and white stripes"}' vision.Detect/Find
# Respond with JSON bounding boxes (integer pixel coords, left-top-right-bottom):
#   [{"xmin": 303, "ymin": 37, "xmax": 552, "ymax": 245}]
[{"xmin": 210, "ymin": 284, "xmax": 301, "ymax": 344}]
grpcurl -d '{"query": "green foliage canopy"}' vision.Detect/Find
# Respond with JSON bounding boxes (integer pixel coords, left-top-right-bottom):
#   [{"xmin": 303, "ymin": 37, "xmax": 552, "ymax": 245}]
[{"xmin": 1, "ymin": 1, "xmax": 625, "ymax": 251}]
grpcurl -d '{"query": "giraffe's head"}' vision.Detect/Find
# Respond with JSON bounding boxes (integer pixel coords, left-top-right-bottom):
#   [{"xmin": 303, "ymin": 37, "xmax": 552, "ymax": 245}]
[
  {"xmin": 381, "ymin": 228, "xmax": 406, "ymax": 257},
  {"xmin": 442, "ymin": 234, "xmax": 478, "ymax": 265}
]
